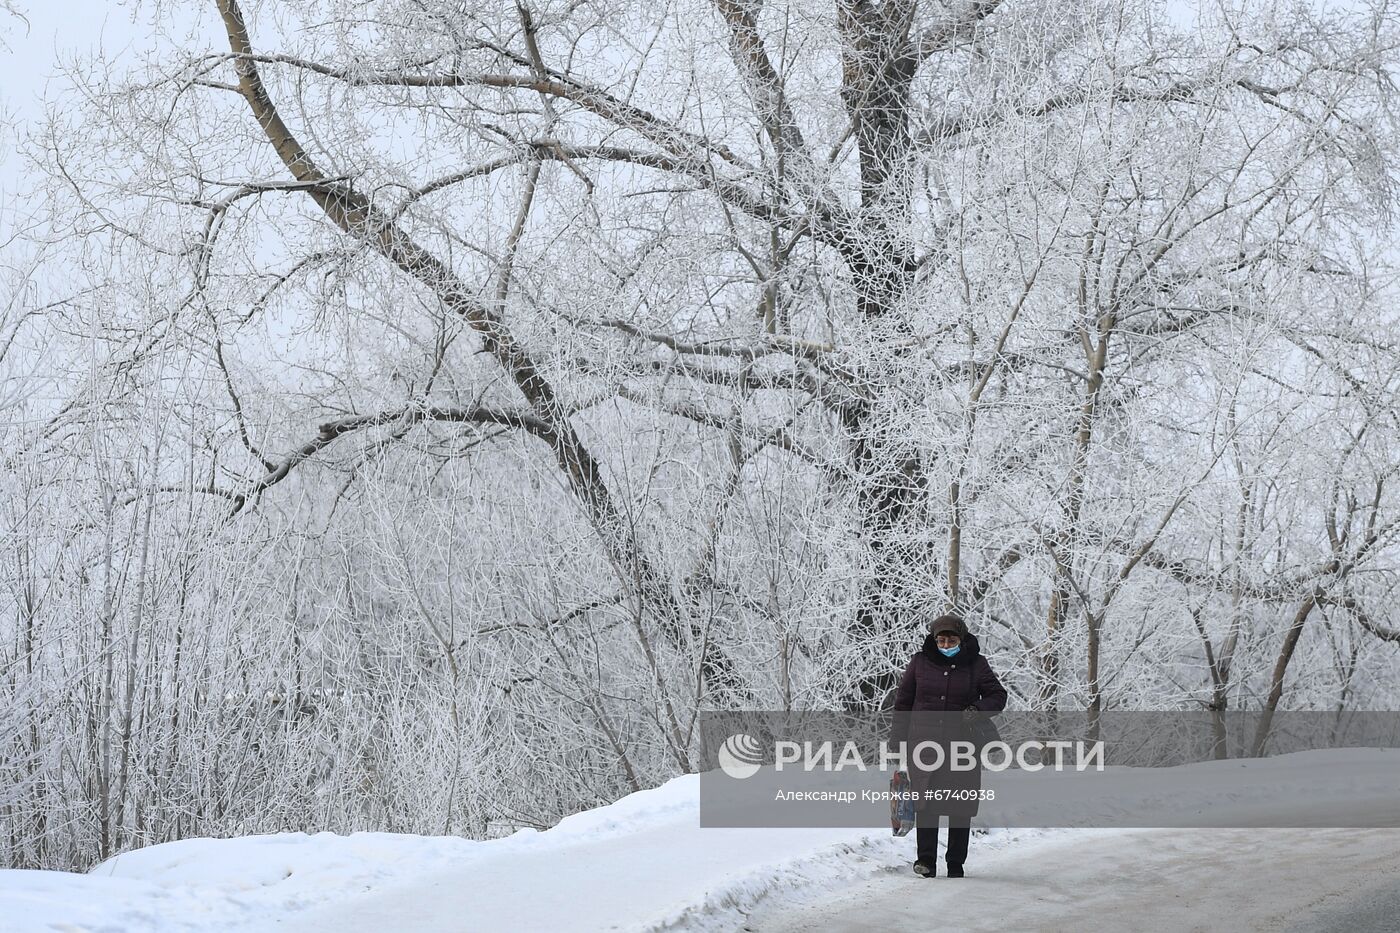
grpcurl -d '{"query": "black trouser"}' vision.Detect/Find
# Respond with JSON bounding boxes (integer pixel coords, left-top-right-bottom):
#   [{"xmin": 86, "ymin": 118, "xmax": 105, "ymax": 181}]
[{"xmin": 916, "ymin": 812, "xmax": 970, "ymax": 866}]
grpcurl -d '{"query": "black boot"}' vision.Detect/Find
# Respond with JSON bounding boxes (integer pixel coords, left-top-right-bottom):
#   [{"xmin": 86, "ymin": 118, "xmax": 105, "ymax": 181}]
[
  {"xmin": 945, "ymin": 821, "xmax": 970, "ymax": 877},
  {"xmin": 915, "ymin": 819, "xmax": 939, "ymax": 878}
]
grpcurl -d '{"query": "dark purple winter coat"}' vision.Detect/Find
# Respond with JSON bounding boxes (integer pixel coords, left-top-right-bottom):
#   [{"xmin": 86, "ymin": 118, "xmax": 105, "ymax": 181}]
[
  {"xmin": 892, "ymin": 630, "xmax": 1007, "ymax": 716},
  {"xmin": 890, "ymin": 630, "xmax": 1008, "ymax": 817}
]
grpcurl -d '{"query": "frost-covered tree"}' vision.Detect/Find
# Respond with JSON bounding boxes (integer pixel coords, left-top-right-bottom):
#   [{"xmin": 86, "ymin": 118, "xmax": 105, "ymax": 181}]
[{"xmin": 3, "ymin": 0, "xmax": 1400, "ymax": 869}]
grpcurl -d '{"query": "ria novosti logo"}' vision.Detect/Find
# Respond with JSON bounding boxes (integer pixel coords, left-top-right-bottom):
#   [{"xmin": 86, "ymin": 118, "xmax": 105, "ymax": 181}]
[
  {"xmin": 716, "ymin": 734, "xmax": 1106, "ymax": 775},
  {"xmin": 718, "ymin": 733, "xmax": 765, "ymax": 779}
]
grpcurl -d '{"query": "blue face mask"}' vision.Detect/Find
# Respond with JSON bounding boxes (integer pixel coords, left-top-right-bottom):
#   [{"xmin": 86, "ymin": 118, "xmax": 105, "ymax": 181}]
[{"xmin": 938, "ymin": 645, "xmax": 961, "ymax": 658}]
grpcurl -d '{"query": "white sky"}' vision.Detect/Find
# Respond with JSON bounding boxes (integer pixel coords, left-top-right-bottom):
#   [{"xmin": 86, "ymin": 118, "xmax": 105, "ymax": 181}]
[{"xmin": 1, "ymin": 2, "xmax": 146, "ymax": 223}]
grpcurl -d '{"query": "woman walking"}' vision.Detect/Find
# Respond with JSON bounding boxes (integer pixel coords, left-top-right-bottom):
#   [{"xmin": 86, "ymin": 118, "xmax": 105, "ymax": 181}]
[{"xmin": 891, "ymin": 614, "xmax": 1007, "ymax": 878}]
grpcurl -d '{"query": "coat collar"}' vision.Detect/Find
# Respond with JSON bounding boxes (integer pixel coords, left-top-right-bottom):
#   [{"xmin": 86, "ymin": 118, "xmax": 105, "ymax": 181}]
[{"xmin": 921, "ymin": 630, "xmax": 981, "ymax": 666}]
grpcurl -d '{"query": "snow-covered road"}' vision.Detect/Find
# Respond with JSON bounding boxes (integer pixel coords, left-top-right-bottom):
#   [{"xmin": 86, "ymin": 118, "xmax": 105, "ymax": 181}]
[
  {"xmin": 6, "ymin": 750, "xmax": 1400, "ymax": 931},
  {"xmin": 744, "ymin": 826, "xmax": 1400, "ymax": 933}
]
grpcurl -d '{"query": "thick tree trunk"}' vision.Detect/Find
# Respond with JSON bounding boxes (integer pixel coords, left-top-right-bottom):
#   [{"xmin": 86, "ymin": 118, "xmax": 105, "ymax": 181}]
[
  {"xmin": 846, "ymin": 412, "xmax": 929, "ymax": 706},
  {"xmin": 833, "ymin": 2, "xmax": 930, "ymax": 708}
]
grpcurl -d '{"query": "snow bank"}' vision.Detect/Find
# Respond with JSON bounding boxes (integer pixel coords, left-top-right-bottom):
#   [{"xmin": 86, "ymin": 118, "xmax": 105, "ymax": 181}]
[
  {"xmin": 0, "ymin": 831, "xmax": 487, "ymax": 932},
  {"xmin": 0, "ymin": 778, "xmax": 706, "ymax": 933}
]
